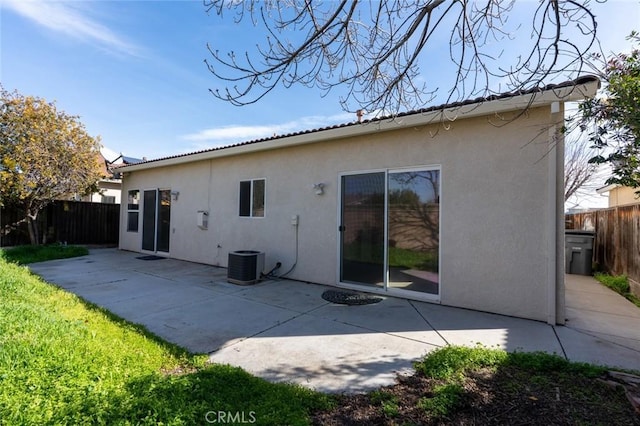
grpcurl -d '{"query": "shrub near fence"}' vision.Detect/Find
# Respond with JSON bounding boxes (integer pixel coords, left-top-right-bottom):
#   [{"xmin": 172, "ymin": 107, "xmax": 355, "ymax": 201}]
[
  {"xmin": 566, "ymin": 204, "xmax": 640, "ymax": 296},
  {"xmin": 0, "ymin": 201, "xmax": 120, "ymax": 247}
]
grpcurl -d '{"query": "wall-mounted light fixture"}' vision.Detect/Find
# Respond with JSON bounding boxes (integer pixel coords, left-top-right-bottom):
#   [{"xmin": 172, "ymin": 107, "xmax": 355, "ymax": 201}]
[
  {"xmin": 171, "ymin": 191, "xmax": 180, "ymax": 201},
  {"xmin": 313, "ymin": 183, "xmax": 325, "ymax": 195}
]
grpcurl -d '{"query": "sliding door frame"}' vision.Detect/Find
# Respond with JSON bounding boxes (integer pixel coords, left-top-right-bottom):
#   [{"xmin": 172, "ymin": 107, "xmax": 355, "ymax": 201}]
[
  {"xmin": 337, "ymin": 166, "xmax": 441, "ymax": 302},
  {"xmin": 141, "ymin": 188, "xmax": 171, "ymax": 255}
]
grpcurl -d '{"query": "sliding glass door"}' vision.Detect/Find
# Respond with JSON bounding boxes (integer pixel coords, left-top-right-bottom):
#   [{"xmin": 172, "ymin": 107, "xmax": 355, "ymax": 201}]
[
  {"xmin": 387, "ymin": 170, "xmax": 439, "ymax": 294},
  {"xmin": 340, "ymin": 173, "xmax": 385, "ymax": 286},
  {"xmin": 142, "ymin": 189, "xmax": 171, "ymax": 253},
  {"xmin": 340, "ymin": 168, "xmax": 440, "ymax": 297}
]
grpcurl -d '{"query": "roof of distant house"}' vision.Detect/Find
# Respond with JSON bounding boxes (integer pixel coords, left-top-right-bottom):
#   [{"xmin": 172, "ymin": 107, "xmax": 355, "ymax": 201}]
[{"xmin": 596, "ymin": 183, "xmax": 621, "ymax": 194}]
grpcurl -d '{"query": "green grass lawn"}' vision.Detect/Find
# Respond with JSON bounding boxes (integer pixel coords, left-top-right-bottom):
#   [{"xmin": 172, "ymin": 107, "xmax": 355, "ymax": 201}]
[
  {"xmin": 0, "ymin": 251, "xmax": 331, "ymax": 425},
  {"xmin": 0, "ymin": 244, "xmax": 89, "ymax": 264}
]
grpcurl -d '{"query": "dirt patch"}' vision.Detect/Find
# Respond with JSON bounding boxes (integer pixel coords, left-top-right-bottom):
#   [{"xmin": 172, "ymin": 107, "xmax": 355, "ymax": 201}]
[{"xmin": 312, "ymin": 367, "xmax": 640, "ymax": 425}]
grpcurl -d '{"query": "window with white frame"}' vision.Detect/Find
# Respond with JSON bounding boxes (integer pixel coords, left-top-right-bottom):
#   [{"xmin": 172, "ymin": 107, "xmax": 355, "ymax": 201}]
[
  {"xmin": 127, "ymin": 190, "xmax": 139, "ymax": 232},
  {"xmin": 239, "ymin": 179, "xmax": 265, "ymax": 217}
]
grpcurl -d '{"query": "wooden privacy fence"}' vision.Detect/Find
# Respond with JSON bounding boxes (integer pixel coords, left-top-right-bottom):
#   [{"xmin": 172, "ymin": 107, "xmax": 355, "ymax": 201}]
[
  {"xmin": 566, "ymin": 204, "xmax": 640, "ymax": 288},
  {"xmin": 0, "ymin": 201, "xmax": 120, "ymax": 247}
]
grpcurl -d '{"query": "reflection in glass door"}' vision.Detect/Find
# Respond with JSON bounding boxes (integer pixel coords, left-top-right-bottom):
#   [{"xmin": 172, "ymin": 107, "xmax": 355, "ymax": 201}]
[
  {"xmin": 340, "ymin": 173, "xmax": 385, "ymax": 286},
  {"xmin": 339, "ymin": 169, "xmax": 440, "ymax": 297},
  {"xmin": 387, "ymin": 170, "xmax": 439, "ymax": 294},
  {"xmin": 156, "ymin": 190, "xmax": 171, "ymax": 253}
]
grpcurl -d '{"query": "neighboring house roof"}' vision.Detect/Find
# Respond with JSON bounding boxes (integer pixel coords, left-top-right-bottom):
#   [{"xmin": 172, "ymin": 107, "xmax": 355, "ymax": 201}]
[
  {"xmin": 96, "ymin": 152, "xmax": 111, "ymax": 178},
  {"xmin": 120, "ymin": 155, "xmax": 144, "ymax": 165},
  {"xmin": 102, "ymin": 154, "xmax": 144, "ymax": 179},
  {"xmin": 117, "ymin": 75, "xmax": 600, "ymax": 173},
  {"xmin": 596, "ymin": 183, "xmax": 620, "ymax": 194}
]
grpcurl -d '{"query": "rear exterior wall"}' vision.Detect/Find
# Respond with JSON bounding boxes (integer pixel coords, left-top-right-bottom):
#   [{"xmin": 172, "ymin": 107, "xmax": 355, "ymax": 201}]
[{"xmin": 120, "ymin": 106, "xmax": 556, "ymax": 322}]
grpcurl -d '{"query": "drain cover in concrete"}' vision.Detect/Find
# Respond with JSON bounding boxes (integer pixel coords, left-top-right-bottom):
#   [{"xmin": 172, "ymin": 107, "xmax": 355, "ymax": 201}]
[{"xmin": 321, "ymin": 290, "xmax": 383, "ymax": 305}]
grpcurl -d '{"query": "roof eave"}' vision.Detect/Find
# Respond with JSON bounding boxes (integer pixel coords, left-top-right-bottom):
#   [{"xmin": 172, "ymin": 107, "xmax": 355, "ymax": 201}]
[
  {"xmin": 118, "ymin": 78, "xmax": 599, "ymax": 173},
  {"xmin": 596, "ymin": 183, "xmax": 620, "ymax": 194}
]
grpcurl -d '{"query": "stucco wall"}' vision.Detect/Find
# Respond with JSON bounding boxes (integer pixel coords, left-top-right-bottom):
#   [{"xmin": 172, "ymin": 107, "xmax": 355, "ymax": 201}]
[
  {"xmin": 90, "ymin": 181, "xmax": 121, "ymax": 204},
  {"xmin": 609, "ymin": 186, "xmax": 639, "ymax": 207},
  {"xmin": 120, "ymin": 106, "xmax": 557, "ymax": 322}
]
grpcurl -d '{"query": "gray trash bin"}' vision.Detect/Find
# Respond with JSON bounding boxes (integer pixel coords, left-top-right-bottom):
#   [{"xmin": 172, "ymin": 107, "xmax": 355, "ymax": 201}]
[{"xmin": 565, "ymin": 230, "xmax": 595, "ymax": 275}]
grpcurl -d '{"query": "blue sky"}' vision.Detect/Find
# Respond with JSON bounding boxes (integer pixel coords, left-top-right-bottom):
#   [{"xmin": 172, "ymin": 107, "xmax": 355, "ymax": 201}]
[{"xmin": 1, "ymin": 1, "xmax": 639, "ymax": 162}]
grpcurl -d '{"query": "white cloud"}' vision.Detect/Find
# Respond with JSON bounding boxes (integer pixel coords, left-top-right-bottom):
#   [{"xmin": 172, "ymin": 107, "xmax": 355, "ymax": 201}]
[
  {"xmin": 181, "ymin": 112, "xmax": 357, "ymax": 148},
  {"xmin": 2, "ymin": 0, "xmax": 141, "ymax": 57}
]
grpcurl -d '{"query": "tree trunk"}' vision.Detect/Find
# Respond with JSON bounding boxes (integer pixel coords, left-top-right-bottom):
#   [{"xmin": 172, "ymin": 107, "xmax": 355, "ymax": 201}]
[{"xmin": 26, "ymin": 211, "xmax": 40, "ymax": 246}]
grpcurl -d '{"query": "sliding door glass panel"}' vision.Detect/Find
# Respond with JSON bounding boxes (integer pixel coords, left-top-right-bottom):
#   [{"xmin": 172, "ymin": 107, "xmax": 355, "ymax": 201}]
[
  {"xmin": 340, "ymin": 173, "xmax": 385, "ymax": 286},
  {"xmin": 142, "ymin": 190, "xmax": 157, "ymax": 251},
  {"xmin": 156, "ymin": 190, "xmax": 171, "ymax": 253},
  {"xmin": 387, "ymin": 170, "xmax": 440, "ymax": 294}
]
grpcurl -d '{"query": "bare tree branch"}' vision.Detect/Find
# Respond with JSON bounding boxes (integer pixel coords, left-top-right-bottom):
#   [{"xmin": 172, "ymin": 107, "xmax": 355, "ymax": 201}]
[
  {"xmin": 203, "ymin": 1, "xmax": 600, "ymax": 114},
  {"xmin": 564, "ymin": 133, "xmax": 604, "ymax": 203}
]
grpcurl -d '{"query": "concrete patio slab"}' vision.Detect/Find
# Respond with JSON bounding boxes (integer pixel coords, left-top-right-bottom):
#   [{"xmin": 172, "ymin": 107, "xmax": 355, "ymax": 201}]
[
  {"xmin": 230, "ymin": 279, "xmax": 331, "ymax": 313},
  {"xmin": 27, "ymin": 249, "xmax": 640, "ymax": 394},
  {"xmin": 564, "ymin": 274, "xmax": 640, "ymax": 361},
  {"xmin": 411, "ymin": 302, "xmax": 565, "ymax": 355},
  {"xmin": 140, "ymin": 295, "xmax": 303, "ymax": 354},
  {"xmin": 309, "ymin": 297, "xmax": 448, "ymax": 347},
  {"xmin": 210, "ymin": 313, "xmax": 438, "ymax": 393},
  {"xmin": 92, "ymin": 280, "xmax": 220, "ymax": 322},
  {"xmin": 554, "ymin": 326, "xmax": 640, "ymax": 369}
]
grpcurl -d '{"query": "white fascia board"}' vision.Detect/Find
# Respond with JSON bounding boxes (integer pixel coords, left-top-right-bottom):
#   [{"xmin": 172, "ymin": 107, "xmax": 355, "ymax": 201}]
[
  {"xmin": 596, "ymin": 183, "xmax": 620, "ymax": 194},
  {"xmin": 119, "ymin": 79, "xmax": 599, "ymax": 173}
]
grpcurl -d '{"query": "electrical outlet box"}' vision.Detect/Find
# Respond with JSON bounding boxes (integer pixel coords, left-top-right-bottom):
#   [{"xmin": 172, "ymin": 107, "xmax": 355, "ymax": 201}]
[{"xmin": 291, "ymin": 215, "xmax": 299, "ymax": 226}]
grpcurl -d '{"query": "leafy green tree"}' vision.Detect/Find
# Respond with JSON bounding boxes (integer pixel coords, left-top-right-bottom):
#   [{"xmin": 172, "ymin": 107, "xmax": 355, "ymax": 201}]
[
  {"xmin": 578, "ymin": 32, "xmax": 640, "ymax": 189},
  {"xmin": 0, "ymin": 87, "xmax": 103, "ymax": 244}
]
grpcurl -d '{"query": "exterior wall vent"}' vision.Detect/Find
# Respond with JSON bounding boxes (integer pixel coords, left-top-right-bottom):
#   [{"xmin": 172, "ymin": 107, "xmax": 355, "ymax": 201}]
[{"xmin": 227, "ymin": 250, "xmax": 265, "ymax": 285}]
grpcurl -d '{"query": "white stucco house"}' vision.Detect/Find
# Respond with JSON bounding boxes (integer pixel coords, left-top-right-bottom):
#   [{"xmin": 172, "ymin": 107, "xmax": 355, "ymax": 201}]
[
  {"xmin": 78, "ymin": 151, "xmax": 144, "ymax": 204},
  {"xmin": 117, "ymin": 76, "xmax": 599, "ymax": 325}
]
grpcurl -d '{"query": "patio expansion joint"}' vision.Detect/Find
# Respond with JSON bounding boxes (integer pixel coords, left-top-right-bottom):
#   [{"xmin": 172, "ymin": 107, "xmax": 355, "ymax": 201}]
[
  {"xmin": 208, "ymin": 308, "xmax": 316, "ymax": 354},
  {"xmin": 131, "ymin": 294, "xmax": 221, "ymax": 321},
  {"xmin": 551, "ymin": 326, "xmax": 568, "ymax": 360},
  {"xmin": 563, "ymin": 326, "xmax": 640, "ymax": 354},
  {"xmin": 83, "ymin": 278, "xmax": 129, "ymax": 287},
  {"xmin": 408, "ymin": 300, "xmax": 449, "ymax": 346},
  {"xmin": 330, "ymin": 318, "xmax": 445, "ymax": 348},
  {"xmin": 306, "ymin": 304, "xmax": 446, "ymax": 348},
  {"xmin": 567, "ymin": 305, "xmax": 640, "ymax": 320},
  {"xmin": 229, "ymin": 290, "xmax": 333, "ymax": 313},
  {"xmin": 133, "ymin": 270, "xmax": 181, "ymax": 281}
]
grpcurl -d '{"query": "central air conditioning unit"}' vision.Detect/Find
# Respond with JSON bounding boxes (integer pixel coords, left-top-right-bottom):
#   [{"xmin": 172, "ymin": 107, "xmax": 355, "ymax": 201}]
[{"xmin": 227, "ymin": 250, "xmax": 265, "ymax": 285}]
